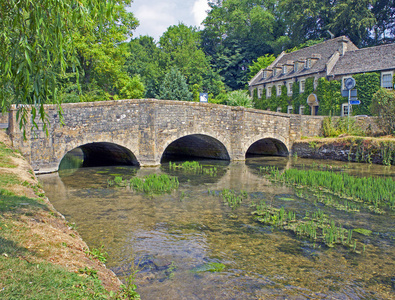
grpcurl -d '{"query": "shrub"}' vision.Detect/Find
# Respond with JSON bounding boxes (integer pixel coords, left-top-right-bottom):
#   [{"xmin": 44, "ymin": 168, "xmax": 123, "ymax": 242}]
[
  {"xmin": 227, "ymin": 90, "xmax": 254, "ymax": 108},
  {"xmin": 370, "ymin": 88, "xmax": 395, "ymax": 135}
]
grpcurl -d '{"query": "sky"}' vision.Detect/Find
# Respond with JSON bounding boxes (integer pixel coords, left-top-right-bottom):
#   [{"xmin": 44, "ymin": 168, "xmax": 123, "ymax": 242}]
[{"xmin": 128, "ymin": 0, "xmax": 211, "ymax": 41}]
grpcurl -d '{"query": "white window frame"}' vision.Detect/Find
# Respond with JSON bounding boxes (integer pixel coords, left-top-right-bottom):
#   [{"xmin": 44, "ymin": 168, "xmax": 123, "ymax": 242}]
[
  {"xmin": 283, "ymin": 65, "xmax": 287, "ymax": 74},
  {"xmin": 277, "ymin": 85, "xmax": 282, "ymax": 96},
  {"xmin": 287, "ymin": 82, "xmax": 293, "ymax": 95},
  {"xmin": 300, "ymin": 79, "xmax": 306, "ymax": 93},
  {"xmin": 262, "ymin": 71, "xmax": 267, "ymax": 79},
  {"xmin": 381, "ymin": 71, "xmax": 393, "ymax": 89},
  {"xmin": 267, "ymin": 87, "xmax": 272, "ymax": 97},
  {"xmin": 294, "ymin": 63, "xmax": 298, "ymax": 73},
  {"xmin": 258, "ymin": 88, "xmax": 263, "ymax": 98},
  {"xmin": 273, "ymin": 68, "xmax": 277, "ymax": 77}
]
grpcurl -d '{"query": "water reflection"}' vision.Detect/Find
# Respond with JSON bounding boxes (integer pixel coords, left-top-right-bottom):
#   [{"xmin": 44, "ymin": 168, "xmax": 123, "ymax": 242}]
[{"xmin": 38, "ymin": 158, "xmax": 395, "ymax": 299}]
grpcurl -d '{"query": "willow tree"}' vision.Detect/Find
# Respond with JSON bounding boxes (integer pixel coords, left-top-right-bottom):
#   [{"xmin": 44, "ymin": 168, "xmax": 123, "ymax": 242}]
[{"xmin": 0, "ymin": 0, "xmax": 128, "ymax": 133}]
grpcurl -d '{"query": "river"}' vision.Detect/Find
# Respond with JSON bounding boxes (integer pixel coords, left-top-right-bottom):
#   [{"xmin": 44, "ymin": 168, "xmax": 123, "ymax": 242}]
[{"xmin": 38, "ymin": 157, "xmax": 395, "ymax": 299}]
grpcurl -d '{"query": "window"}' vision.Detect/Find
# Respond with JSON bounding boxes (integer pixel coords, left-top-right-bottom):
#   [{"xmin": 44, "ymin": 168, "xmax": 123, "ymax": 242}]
[
  {"xmin": 267, "ymin": 87, "xmax": 272, "ymax": 97},
  {"xmin": 382, "ymin": 72, "xmax": 393, "ymax": 89},
  {"xmin": 277, "ymin": 85, "xmax": 282, "ymax": 96},
  {"xmin": 305, "ymin": 59, "xmax": 311, "ymax": 69},
  {"xmin": 258, "ymin": 88, "xmax": 263, "ymax": 98},
  {"xmin": 300, "ymin": 80, "xmax": 306, "ymax": 92},
  {"xmin": 262, "ymin": 71, "xmax": 267, "ymax": 79},
  {"xmin": 288, "ymin": 82, "xmax": 293, "ymax": 94},
  {"xmin": 283, "ymin": 65, "xmax": 287, "ymax": 74},
  {"xmin": 294, "ymin": 63, "xmax": 298, "ymax": 73},
  {"xmin": 273, "ymin": 68, "xmax": 277, "ymax": 77}
]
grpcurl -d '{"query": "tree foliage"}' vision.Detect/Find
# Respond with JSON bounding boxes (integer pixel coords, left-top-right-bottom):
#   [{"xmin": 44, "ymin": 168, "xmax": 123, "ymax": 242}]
[
  {"xmin": 0, "ymin": 0, "xmax": 133, "ymax": 131},
  {"xmin": 370, "ymin": 88, "xmax": 395, "ymax": 135},
  {"xmin": 157, "ymin": 68, "xmax": 193, "ymax": 101},
  {"xmin": 227, "ymin": 90, "xmax": 254, "ymax": 108}
]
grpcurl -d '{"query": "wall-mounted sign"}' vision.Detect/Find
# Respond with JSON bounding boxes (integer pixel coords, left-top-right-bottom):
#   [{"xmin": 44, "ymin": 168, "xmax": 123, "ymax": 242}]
[
  {"xmin": 199, "ymin": 93, "xmax": 208, "ymax": 103},
  {"xmin": 344, "ymin": 77, "xmax": 356, "ymax": 90}
]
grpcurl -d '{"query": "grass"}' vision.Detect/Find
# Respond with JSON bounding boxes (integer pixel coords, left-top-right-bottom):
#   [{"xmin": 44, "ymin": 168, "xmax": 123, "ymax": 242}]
[
  {"xmin": 252, "ymin": 202, "xmax": 359, "ymax": 250},
  {"xmin": 168, "ymin": 161, "xmax": 218, "ymax": 176},
  {"xmin": 109, "ymin": 173, "xmax": 179, "ymax": 194},
  {"xmin": 0, "ymin": 137, "xmax": 140, "ymax": 299},
  {"xmin": 0, "ymin": 257, "xmax": 109, "ymax": 300},
  {"xmin": 259, "ymin": 166, "xmax": 395, "ymax": 213},
  {"xmin": 0, "ymin": 142, "xmax": 18, "ymax": 168}
]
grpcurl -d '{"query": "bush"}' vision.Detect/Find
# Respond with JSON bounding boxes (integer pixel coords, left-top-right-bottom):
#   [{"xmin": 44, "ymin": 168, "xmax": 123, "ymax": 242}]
[
  {"xmin": 227, "ymin": 90, "xmax": 254, "ymax": 108},
  {"xmin": 370, "ymin": 88, "xmax": 395, "ymax": 135}
]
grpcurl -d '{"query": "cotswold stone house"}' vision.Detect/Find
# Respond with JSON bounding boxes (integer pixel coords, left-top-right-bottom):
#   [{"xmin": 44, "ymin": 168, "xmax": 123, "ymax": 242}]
[{"xmin": 249, "ymin": 36, "xmax": 395, "ymax": 100}]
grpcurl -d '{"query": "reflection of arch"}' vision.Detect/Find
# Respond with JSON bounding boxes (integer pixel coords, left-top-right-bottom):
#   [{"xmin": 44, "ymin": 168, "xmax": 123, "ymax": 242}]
[
  {"xmin": 58, "ymin": 142, "xmax": 139, "ymax": 170},
  {"xmin": 246, "ymin": 137, "xmax": 289, "ymax": 157},
  {"xmin": 160, "ymin": 134, "xmax": 230, "ymax": 162}
]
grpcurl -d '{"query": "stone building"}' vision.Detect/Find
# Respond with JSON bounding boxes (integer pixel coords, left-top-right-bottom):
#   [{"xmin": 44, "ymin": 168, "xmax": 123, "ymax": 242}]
[{"xmin": 249, "ymin": 36, "xmax": 395, "ymax": 100}]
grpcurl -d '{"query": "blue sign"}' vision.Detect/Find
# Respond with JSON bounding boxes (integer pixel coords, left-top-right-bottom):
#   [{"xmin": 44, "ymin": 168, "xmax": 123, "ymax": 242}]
[
  {"xmin": 199, "ymin": 93, "xmax": 208, "ymax": 103},
  {"xmin": 350, "ymin": 100, "xmax": 360, "ymax": 105}
]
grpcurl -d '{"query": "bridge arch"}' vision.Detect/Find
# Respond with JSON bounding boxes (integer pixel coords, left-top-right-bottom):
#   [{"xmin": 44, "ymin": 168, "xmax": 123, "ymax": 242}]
[
  {"xmin": 57, "ymin": 141, "xmax": 140, "ymax": 171},
  {"xmin": 245, "ymin": 136, "xmax": 289, "ymax": 157},
  {"xmin": 160, "ymin": 133, "xmax": 230, "ymax": 163}
]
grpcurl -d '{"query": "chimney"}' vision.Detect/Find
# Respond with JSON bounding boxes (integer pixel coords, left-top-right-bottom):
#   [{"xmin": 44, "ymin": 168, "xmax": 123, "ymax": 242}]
[{"xmin": 338, "ymin": 36, "xmax": 348, "ymax": 56}]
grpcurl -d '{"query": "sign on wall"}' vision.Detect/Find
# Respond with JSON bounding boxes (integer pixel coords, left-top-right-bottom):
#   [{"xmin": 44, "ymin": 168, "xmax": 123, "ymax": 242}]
[{"xmin": 199, "ymin": 93, "xmax": 208, "ymax": 103}]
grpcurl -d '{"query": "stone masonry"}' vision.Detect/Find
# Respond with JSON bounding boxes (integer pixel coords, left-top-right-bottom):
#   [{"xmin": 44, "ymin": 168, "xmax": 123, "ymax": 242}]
[{"xmin": 7, "ymin": 99, "xmax": 323, "ymax": 173}]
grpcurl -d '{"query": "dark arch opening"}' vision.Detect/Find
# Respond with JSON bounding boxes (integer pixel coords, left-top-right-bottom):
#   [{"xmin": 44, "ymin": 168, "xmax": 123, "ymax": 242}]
[
  {"xmin": 246, "ymin": 138, "xmax": 289, "ymax": 157},
  {"xmin": 59, "ymin": 142, "xmax": 139, "ymax": 170},
  {"xmin": 161, "ymin": 134, "xmax": 230, "ymax": 163}
]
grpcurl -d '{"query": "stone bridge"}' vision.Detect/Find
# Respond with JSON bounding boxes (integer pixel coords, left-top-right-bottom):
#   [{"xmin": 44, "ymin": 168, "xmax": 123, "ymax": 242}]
[{"xmin": 7, "ymin": 99, "xmax": 323, "ymax": 174}]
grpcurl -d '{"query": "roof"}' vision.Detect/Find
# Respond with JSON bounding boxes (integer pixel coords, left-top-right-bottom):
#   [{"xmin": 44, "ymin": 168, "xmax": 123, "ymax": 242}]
[
  {"xmin": 249, "ymin": 36, "xmax": 358, "ymax": 87},
  {"xmin": 330, "ymin": 43, "xmax": 395, "ymax": 76}
]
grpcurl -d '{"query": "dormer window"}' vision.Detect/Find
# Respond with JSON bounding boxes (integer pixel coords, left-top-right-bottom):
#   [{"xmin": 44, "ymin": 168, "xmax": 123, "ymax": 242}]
[
  {"xmin": 273, "ymin": 68, "xmax": 277, "ymax": 77},
  {"xmin": 305, "ymin": 58, "xmax": 311, "ymax": 69},
  {"xmin": 294, "ymin": 63, "xmax": 298, "ymax": 73},
  {"xmin": 262, "ymin": 71, "xmax": 267, "ymax": 79},
  {"xmin": 283, "ymin": 65, "xmax": 287, "ymax": 74}
]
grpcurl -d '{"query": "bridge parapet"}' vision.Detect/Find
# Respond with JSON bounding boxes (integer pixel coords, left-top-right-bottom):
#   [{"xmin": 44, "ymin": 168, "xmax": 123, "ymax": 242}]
[{"xmin": 8, "ymin": 99, "xmax": 323, "ymax": 173}]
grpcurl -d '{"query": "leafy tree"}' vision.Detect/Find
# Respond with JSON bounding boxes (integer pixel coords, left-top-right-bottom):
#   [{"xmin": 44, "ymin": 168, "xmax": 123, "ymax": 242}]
[
  {"xmin": 119, "ymin": 75, "xmax": 145, "ymax": 99},
  {"xmin": 157, "ymin": 68, "xmax": 193, "ymax": 101},
  {"xmin": 125, "ymin": 36, "xmax": 169, "ymax": 98},
  {"xmin": 371, "ymin": 0, "xmax": 395, "ymax": 44},
  {"xmin": 370, "ymin": 88, "xmax": 395, "ymax": 135},
  {"xmin": 328, "ymin": 0, "xmax": 376, "ymax": 46},
  {"xmin": 0, "ymin": 0, "xmax": 126, "ymax": 131},
  {"xmin": 227, "ymin": 90, "xmax": 254, "ymax": 108},
  {"xmin": 248, "ymin": 54, "xmax": 276, "ymax": 80}
]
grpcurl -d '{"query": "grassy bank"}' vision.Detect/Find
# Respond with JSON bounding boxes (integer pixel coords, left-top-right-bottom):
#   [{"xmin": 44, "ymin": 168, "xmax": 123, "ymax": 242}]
[{"xmin": 0, "ymin": 130, "xmax": 138, "ymax": 299}]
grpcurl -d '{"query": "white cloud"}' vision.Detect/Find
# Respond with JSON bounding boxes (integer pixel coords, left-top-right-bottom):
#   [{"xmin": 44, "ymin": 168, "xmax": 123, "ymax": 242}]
[
  {"xmin": 128, "ymin": 0, "xmax": 211, "ymax": 41},
  {"xmin": 192, "ymin": 0, "xmax": 210, "ymax": 27}
]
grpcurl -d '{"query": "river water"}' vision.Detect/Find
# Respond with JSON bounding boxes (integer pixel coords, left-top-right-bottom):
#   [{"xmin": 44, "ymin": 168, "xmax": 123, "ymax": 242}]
[{"xmin": 38, "ymin": 157, "xmax": 395, "ymax": 299}]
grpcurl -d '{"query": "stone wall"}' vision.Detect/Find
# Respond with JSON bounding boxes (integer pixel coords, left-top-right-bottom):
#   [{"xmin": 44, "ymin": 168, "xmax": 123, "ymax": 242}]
[
  {"xmin": 292, "ymin": 138, "xmax": 395, "ymax": 165},
  {"xmin": 9, "ymin": 99, "xmax": 301, "ymax": 173},
  {"xmin": 0, "ymin": 111, "xmax": 8, "ymax": 123}
]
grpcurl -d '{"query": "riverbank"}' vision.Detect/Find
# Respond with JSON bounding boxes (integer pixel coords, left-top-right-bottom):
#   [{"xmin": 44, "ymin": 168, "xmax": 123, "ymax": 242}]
[
  {"xmin": 292, "ymin": 136, "xmax": 395, "ymax": 165},
  {"xmin": 0, "ymin": 129, "xmax": 124, "ymax": 298}
]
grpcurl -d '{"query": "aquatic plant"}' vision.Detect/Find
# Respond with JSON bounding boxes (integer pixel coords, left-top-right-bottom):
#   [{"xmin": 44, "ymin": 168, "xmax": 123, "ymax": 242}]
[
  {"xmin": 129, "ymin": 174, "xmax": 179, "ymax": 194},
  {"xmin": 220, "ymin": 189, "xmax": 248, "ymax": 209},
  {"xmin": 169, "ymin": 161, "xmax": 218, "ymax": 176},
  {"xmin": 252, "ymin": 202, "xmax": 358, "ymax": 250},
  {"xmin": 192, "ymin": 262, "xmax": 226, "ymax": 273},
  {"xmin": 259, "ymin": 166, "xmax": 395, "ymax": 213}
]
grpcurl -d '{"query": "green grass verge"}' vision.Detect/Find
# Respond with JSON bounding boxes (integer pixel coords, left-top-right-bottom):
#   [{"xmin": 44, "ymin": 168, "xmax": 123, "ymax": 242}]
[
  {"xmin": 0, "ymin": 257, "xmax": 109, "ymax": 300},
  {"xmin": 0, "ymin": 142, "xmax": 17, "ymax": 168}
]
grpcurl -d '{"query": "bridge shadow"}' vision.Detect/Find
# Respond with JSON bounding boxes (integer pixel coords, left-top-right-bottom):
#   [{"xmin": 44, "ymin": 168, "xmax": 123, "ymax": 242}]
[
  {"xmin": 161, "ymin": 134, "xmax": 230, "ymax": 163},
  {"xmin": 59, "ymin": 142, "xmax": 139, "ymax": 172},
  {"xmin": 245, "ymin": 138, "xmax": 289, "ymax": 158}
]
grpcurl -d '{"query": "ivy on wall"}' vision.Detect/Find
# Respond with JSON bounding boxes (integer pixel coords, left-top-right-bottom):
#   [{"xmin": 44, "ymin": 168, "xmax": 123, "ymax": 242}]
[
  {"xmin": 353, "ymin": 72, "xmax": 380, "ymax": 115},
  {"xmin": 252, "ymin": 72, "xmax": 383, "ymax": 116}
]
